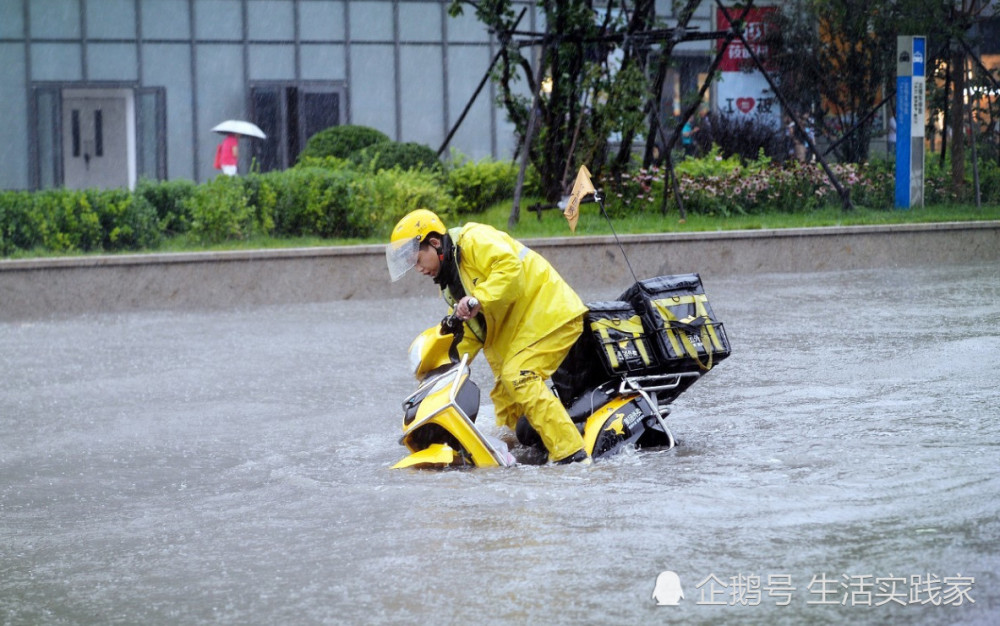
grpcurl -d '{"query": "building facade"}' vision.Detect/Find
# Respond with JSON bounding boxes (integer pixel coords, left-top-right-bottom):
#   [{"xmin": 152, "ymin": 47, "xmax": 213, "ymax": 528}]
[{"xmin": 0, "ymin": 0, "xmax": 713, "ymax": 191}]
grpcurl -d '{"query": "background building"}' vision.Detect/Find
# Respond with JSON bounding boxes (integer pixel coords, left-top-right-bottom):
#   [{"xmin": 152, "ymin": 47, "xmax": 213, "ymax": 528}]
[{"xmin": 0, "ymin": 0, "xmax": 713, "ymax": 191}]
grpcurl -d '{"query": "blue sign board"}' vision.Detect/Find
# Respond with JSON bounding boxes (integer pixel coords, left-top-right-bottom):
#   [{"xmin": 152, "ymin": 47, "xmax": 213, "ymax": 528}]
[{"xmin": 895, "ymin": 36, "xmax": 926, "ymax": 209}]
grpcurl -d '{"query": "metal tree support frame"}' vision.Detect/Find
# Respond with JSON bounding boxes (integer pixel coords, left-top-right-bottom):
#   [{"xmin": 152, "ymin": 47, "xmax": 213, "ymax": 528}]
[
  {"xmin": 713, "ymin": 0, "xmax": 854, "ymax": 211},
  {"xmin": 437, "ymin": 0, "xmax": 859, "ymax": 220}
]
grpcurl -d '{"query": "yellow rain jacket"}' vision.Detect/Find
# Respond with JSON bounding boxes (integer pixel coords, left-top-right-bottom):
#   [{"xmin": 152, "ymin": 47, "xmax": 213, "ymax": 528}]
[
  {"xmin": 446, "ymin": 223, "xmax": 585, "ymax": 367},
  {"xmin": 443, "ymin": 223, "xmax": 588, "ymax": 461}
]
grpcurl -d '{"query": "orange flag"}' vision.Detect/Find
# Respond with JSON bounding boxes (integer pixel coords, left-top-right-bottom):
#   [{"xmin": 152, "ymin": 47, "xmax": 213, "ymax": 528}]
[{"xmin": 563, "ymin": 165, "xmax": 596, "ymax": 232}]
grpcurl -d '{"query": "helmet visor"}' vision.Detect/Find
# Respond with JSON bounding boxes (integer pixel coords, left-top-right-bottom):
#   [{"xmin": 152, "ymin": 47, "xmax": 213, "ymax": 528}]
[{"xmin": 386, "ymin": 236, "xmax": 421, "ymax": 282}]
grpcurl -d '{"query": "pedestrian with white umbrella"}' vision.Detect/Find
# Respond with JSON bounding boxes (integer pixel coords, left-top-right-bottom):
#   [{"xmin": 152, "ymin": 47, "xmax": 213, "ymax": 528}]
[{"xmin": 211, "ymin": 120, "xmax": 267, "ymax": 176}]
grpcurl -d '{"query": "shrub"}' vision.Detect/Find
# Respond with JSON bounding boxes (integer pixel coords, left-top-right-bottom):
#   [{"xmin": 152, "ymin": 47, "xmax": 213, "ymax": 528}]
[
  {"xmin": 293, "ymin": 155, "xmax": 354, "ymax": 171},
  {"xmin": 0, "ymin": 191, "xmax": 43, "ymax": 255},
  {"xmin": 693, "ymin": 112, "xmax": 790, "ymax": 163},
  {"xmin": 88, "ymin": 187, "xmax": 160, "ymax": 250},
  {"xmin": 0, "ymin": 188, "xmax": 159, "ymax": 254},
  {"xmin": 299, "ymin": 125, "xmax": 390, "ymax": 161},
  {"xmin": 348, "ymin": 166, "xmax": 454, "ymax": 239},
  {"xmin": 184, "ymin": 176, "xmax": 274, "ymax": 243},
  {"xmin": 976, "ymin": 159, "xmax": 1000, "ymax": 204},
  {"xmin": 134, "ymin": 178, "xmax": 196, "ymax": 235},
  {"xmin": 252, "ymin": 167, "xmax": 358, "ymax": 238},
  {"xmin": 348, "ymin": 141, "xmax": 442, "ymax": 173},
  {"xmin": 444, "ymin": 156, "xmax": 522, "ymax": 215}
]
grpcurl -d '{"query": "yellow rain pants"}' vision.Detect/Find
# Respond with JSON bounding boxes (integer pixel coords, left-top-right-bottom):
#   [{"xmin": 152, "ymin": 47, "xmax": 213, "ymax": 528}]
[{"xmin": 491, "ymin": 314, "xmax": 585, "ymax": 462}]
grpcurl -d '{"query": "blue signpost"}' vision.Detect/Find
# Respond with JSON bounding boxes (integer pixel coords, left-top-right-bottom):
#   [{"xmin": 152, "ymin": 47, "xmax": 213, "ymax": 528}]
[{"xmin": 895, "ymin": 36, "xmax": 926, "ymax": 209}]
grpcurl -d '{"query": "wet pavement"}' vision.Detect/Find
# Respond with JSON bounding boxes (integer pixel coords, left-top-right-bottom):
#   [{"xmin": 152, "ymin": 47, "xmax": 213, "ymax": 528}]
[{"xmin": 2, "ymin": 262, "xmax": 998, "ymax": 624}]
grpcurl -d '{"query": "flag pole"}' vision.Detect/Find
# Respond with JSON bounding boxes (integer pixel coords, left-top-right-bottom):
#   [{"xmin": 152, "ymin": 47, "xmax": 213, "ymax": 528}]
[
  {"xmin": 563, "ymin": 165, "xmax": 641, "ymax": 284},
  {"xmin": 593, "ymin": 189, "xmax": 640, "ymax": 285}
]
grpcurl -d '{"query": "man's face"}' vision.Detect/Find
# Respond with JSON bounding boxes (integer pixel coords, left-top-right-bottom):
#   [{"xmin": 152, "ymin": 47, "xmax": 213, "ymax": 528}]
[{"xmin": 415, "ymin": 238, "xmax": 441, "ymax": 278}]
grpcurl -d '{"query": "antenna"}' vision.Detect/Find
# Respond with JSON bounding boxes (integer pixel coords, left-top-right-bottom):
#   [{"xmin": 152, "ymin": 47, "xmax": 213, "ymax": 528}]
[{"xmin": 592, "ymin": 190, "xmax": 640, "ymax": 285}]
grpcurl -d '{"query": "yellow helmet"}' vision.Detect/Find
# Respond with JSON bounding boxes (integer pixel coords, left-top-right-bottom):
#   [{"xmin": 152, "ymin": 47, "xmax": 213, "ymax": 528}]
[{"xmin": 386, "ymin": 209, "xmax": 447, "ymax": 281}]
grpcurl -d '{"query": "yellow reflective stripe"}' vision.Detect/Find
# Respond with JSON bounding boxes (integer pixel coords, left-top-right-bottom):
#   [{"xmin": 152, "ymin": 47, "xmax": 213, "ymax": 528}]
[
  {"xmin": 595, "ymin": 327, "xmax": 621, "ymax": 369},
  {"xmin": 634, "ymin": 329, "xmax": 653, "ymax": 366},
  {"xmin": 590, "ymin": 316, "xmax": 644, "ymax": 335},
  {"xmin": 652, "ymin": 301, "xmax": 685, "ymax": 357},
  {"xmin": 653, "ymin": 297, "xmax": 715, "ymax": 370},
  {"xmin": 591, "ymin": 315, "xmax": 655, "ymax": 369},
  {"xmin": 692, "ymin": 296, "xmax": 723, "ymax": 351}
]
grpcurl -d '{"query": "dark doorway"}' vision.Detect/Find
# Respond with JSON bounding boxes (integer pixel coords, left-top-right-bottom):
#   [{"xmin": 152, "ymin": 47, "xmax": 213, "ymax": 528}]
[{"xmin": 249, "ymin": 82, "xmax": 345, "ymax": 172}]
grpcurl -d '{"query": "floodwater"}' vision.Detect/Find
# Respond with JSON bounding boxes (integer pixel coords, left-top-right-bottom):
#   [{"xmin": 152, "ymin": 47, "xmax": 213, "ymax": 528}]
[{"xmin": 2, "ymin": 263, "xmax": 998, "ymax": 625}]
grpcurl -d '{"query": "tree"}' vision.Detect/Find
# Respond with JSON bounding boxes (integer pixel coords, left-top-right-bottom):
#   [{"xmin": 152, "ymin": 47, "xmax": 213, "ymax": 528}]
[
  {"xmin": 447, "ymin": 0, "xmax": 699, "ymax": 211},
  {"xmin": 767, "ymin": 0, "xmax": 995, "ymax": 197},
  {"xmin": 940, "ymin": 1, "xmax": 995, "ymax": 191},
  {"xmin": 765, "ymin": 0, "xmax": 911, "ymax": 163}
]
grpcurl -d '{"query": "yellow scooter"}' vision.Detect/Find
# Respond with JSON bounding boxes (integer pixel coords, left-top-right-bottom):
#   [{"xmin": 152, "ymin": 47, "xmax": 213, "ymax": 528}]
[{"xmin": 392, "ymin": 290, "xmax": 712, "ymax": 469}]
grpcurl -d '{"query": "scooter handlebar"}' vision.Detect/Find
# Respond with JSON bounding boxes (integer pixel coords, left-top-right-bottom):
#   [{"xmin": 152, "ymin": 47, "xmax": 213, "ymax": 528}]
[{"xmin": 439, "ymin": 297, "xmax": 478, "ymax": 336}]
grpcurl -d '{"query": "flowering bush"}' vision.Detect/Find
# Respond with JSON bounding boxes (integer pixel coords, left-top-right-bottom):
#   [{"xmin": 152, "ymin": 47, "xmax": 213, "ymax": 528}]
[
  {"xmin": 599, "ymin": 148, "xmax": 923, "ymax": 217},
  {"xmin": 596, "ymin": 166, "xmax": 665, "ymax": 217}
]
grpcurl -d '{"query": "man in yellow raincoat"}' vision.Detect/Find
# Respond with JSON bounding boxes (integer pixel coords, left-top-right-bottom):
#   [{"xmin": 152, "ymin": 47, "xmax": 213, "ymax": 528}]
[{"xmin": 386, "ymin": 209, "xmax": 589, "ymax": 463}]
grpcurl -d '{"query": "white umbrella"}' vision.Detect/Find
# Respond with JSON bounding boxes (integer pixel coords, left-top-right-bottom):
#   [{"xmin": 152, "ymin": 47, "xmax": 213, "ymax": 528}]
[{"xmin": 211, "ymin": 120, "xmax": 267, "ymax": 139}]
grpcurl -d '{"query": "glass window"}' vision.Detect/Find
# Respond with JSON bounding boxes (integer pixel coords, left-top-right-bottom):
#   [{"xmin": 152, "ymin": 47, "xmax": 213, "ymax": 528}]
[
  {"xmin": 248, "ymin": 1, "xmax": 294, "ymax": 41},
  {"xmin": 250, "ymin": 85, "xmax": 284, "ymax": 172},
  {"xmin": 194, "ymin": 0, "xmax": 242, "ymax": 41},
  {"xmin": 250, "ymin": 82, "xmax": 345, "ymax": 172},
  {"xmin": 299, "ymin": 1, "xmax": 345, "ymax": 42},
  {"xmin": 86, "ymin": 0, "xmax": 136, "ymax": 40},
  {"xmin": 0, "ymin": 0, "xmax": 24, "ymax": 38},
  {"xmin": 300, "ymin": 44, "xmax": 346, "ymax": 81},
  {"xmin": 29, "ymin": 0, "xmax": 81, "ymax": 40},
  {"xmin": 87, "ymin": 43, "xmax": 139, "ymax": 81},
  {"xmin": 137, "ymin": 88, "xmax": 166, "ymax": 180},
  {"xmin": 248, "ymin": 45, "xmax": 296, "ymax": 80},
  {"xmin": 350, "ymin": 2, "xmax": 392, "ymax": 41},
  {"xmin": 141, "ymin": 0, "xmax": 191, "ymax": 40},
  {"xmin": 30, "ymin": 43, "xmax": 83, "ymax": 82},
  {"xmin": 301, "ymin": 89, "xmax": 340, "ymax": 144},
  {"xmin": 447, "ymin": 10, "xmax": 489, "ymax": 43},
  {"xmin": 399, "ymin": 3, "xmax": 441, "ymax": 43}
]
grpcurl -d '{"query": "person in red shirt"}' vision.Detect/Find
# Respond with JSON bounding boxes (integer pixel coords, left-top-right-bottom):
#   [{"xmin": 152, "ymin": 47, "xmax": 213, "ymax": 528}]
[{"xmin": 214, "ymin": 133, "xmax": 239, "ymax": 176}]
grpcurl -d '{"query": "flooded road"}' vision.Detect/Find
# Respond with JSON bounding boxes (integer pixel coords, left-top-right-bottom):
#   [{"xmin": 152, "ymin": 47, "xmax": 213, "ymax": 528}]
[{"xmin": 2, "ymin": 263, "xmax": 998, "ymax": 625}]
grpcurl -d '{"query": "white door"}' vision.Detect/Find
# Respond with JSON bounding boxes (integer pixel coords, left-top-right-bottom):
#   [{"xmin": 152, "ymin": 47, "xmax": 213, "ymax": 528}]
[{"xmin": 62, "ymin": 89, "xmax": 135, "ymax": 190}]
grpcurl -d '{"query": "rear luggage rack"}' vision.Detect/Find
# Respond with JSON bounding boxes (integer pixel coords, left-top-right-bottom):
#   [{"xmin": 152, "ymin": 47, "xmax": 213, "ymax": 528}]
[
  {"xmin": 617, "ymin": 371, "xmax": 701, "ymax": 450},
  {"xmin": 622, "ymin": 370, "xmax": 701, "ymax": 395}
]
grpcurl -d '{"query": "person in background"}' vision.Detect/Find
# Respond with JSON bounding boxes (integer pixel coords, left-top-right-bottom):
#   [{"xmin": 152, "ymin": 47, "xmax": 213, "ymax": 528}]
[
  {"xmin": 214, "ymin": 133, "xmax": 239, "ymax": 176},
  {"xmin": 681, "ymin": 120, "xmax": 695, "ymax": 156},
  {"xmin": 385, "ymin": 209, "xmax": 591, "ymax": 464}
]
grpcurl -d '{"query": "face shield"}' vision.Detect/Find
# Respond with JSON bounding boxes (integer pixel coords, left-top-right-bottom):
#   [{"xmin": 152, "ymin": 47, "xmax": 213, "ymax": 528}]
[{"xmin": 386, "ymin": 236, "xmax": 421, "ymax": 282}]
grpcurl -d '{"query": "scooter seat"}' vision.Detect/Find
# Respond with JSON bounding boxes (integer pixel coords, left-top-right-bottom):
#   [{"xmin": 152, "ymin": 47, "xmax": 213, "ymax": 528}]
[{"xmin": 565, "ymin": 386, "xmax": 614, "ymax": 423}]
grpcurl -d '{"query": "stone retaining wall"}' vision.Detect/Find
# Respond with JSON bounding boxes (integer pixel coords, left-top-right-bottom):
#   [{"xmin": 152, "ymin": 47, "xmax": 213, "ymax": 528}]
[{"xmin": 2, "ymin": 221, "xmax": 997, "ymax": 321}]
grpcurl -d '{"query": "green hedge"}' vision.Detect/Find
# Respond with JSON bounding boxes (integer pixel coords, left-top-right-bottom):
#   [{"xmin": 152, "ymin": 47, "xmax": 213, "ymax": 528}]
[
  {"xmin": 10, "ymin": 146, "xmax": 991, "ymax": 257},
  {"xmin": 444, "ymin": 156, "xmax": 526, "ymax": 215},
  {"xmin": 182, "ymin": 165, "xmax": 454, "ymax": 244},
  {"xmin": 348, "ymin": 141, "xmax": 442, "ymax": 173},
  {"xmin": 299, "ymin": 125, "xmax": 390, "ymax": 161},
  {"xmin": 0, "ymin": 187, "xmax": 160, "ymax": 256}
]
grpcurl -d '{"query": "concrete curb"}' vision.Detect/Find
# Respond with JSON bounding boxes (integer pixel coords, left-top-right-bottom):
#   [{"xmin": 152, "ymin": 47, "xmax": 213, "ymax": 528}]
[{"xmin": 3, "ymin": 221, "xmax": 998, "ymax": 320}]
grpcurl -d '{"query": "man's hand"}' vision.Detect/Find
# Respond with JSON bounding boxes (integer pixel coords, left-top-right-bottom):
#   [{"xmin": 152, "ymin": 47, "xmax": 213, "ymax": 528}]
[{"xmin": 456, "ymin": 296, "xmax": 480, "ymax": 321}]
